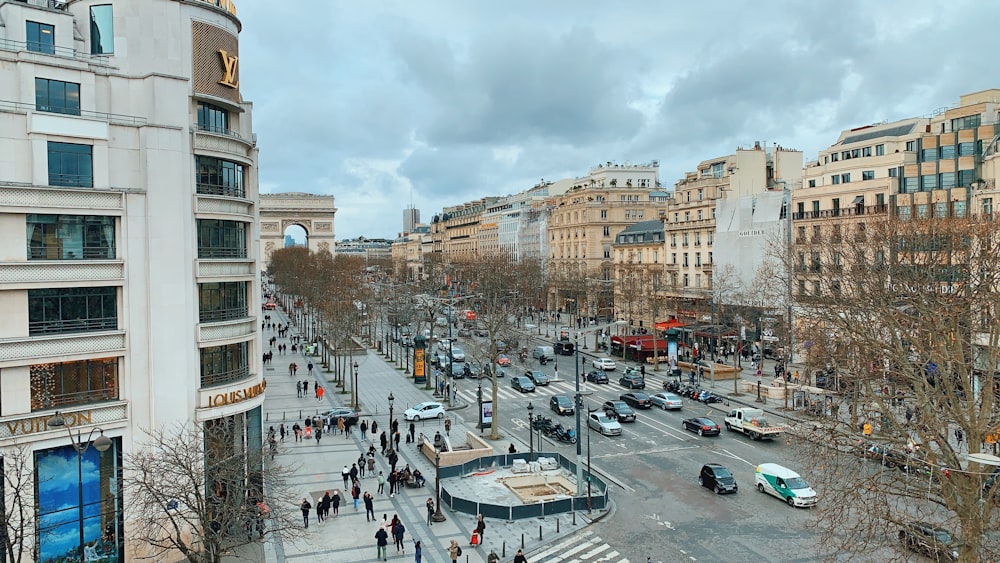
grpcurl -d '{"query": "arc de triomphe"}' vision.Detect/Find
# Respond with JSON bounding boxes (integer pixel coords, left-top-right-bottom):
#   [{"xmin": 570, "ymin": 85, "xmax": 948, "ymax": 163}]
[{"xmin": 259, "ymin": 192, "xmax": 337, "ymax": 268}]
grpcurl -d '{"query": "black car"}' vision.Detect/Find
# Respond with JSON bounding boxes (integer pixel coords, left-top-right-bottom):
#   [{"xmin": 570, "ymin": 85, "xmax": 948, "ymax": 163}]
[
  {"xmin": 619, "ymin": 373, "xmax": 645, "ymax": 389},
  {"xmin": 602, "ymin": 400, "xmax": 636, "ymax": 422},
  {"xmin": 525, "ymin": 370, "xmax": 550, "ymax": 386},
  {"xmin": 512, "ymin": 376, "xmax": 536, "ymax": 393},
  {"xmin": 586, "ymin": 370, "xmax": 609, "ymax": 384},
  {"xmin": 554, "ymin": 340, "xmax": 575, "ymax": 355},
  {"xmin": 619, "ymin": 392, "xmax": 652, "ymax": 409},
  {"xmin": 321, "ymin": 407, "xmax": 359, "ymax": 427},
  {"xmin": 699, "ymin": 463, "xmax": 738, "ymax": 494},
  {"xmin": 899, "ymin": 521, "xmax": 959, "ymax": 561},
  {"xmin": 550, "ymin": 395, "xmax": 574, "ymax": 415},
  {"xmin": 682, "ymin": 417, "xmax": 720, "ymax": 436}
]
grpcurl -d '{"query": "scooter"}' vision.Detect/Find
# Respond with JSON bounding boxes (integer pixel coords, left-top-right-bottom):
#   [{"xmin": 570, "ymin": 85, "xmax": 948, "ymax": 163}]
[{"xmin": 556, "ymin": 426, "xmax": 577, "ymax": 444}]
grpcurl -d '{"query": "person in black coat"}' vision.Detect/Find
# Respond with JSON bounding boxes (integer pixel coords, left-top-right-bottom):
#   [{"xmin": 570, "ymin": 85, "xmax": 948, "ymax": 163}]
[
  {"xmin": 299, "ymin": 498, "xmax": 311, "ymax": 528},
  {"xmin": 375, "ymin": 527, "xmax": 389, "ymax": 561}
]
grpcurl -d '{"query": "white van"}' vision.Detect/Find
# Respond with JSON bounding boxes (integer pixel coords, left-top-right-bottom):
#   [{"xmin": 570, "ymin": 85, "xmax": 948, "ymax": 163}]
[
  {"xmin": 754, "ymin": 463, "xmax": 818, "ymax": 507},
  {"xmin": 531, "ymin": 345, "xmax": 554, "ymax": 359}
]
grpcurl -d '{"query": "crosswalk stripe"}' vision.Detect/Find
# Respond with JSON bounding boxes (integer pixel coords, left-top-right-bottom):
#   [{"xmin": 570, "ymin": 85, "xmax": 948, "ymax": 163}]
[
  {"xmin": 570, "ymin": 544, "xmax": 611, "ymax": 562},
  {"xmin": 531, "ymin": 531, "xmax": 594, "ymax": 561},
  {"xmin": 534, "ymin": 535, "xmax": 628, "ymax": 563}
]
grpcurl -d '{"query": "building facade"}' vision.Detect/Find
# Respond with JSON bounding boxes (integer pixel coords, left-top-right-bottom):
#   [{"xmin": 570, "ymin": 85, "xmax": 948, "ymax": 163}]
[{"xmin": 0, "ymin": 0, "xmax": 263, "ymax": 560}]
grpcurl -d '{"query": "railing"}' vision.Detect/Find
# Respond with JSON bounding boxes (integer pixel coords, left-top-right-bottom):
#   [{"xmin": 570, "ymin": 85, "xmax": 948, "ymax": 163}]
[
  {"xmin": 196, "ymin": 183, "xmax": 246, "ymax": 199},
  {"xmin": 0, "ymin": 37, "xmax": 113, "ymax": 67},
  {"xmin": 29, "ymin": 316, "xmax": 117, "ymax": 335},
  {"xmin": 31, "ymin": 388, "xmax": 118, "ymax": 412},
  {"xmin": 48, "ymin": 173, "xmax": 93, "ymax": 188},
  {"xmin": 199, "ymin": 306, "xmax": 249, "ymax": 323},
  {"xmin": 0, "ymin": 99, "xmax": 146, "ymax": 126},
  {"xmin": 792, "ymin": 204, "xmax": 888, "ymax": 221},
  {"xmin": 198, "ymin": 247, "xmax": 248, "ymax": 259},
  {"xmin": 28, "ymin": 245, "xmax": 115, "ymax": 260},
  {"xmin": 194, "ymin": 124, "xmax": 257, "ymax": 147},
  {"xmin": 201, "ymin": 366, "xmax": 251, "ymax": 388}
]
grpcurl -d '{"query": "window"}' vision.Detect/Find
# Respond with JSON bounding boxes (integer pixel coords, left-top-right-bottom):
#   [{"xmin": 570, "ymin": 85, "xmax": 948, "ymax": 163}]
[
  {"xmin": 842, "ymin": 151, "xmax": 850, "ymax": 160},
  {"xmin": 673, "ymin": 213, "xmax": 679, "ymax": 223},
  {"xmin": 916, "ymin": 204, "xmax": 929, "ymax": 218},
  {"xmin": 195, "ymin": 156, "xmax": 246, "ymax": 197},
  {"xmin": 89, "ymin": 5, "xmax": 114, "ymax": 54},
  {"xmin": 832, "ymin": 198, "xmax": 840, "ymax": 216},
  {"xmin": 906, "ymin": 140, "xmax": 916, "ymax": 152},
  {"xmin": 810, "ymin": 253, "xmax": 820, "ymax": 272},
  {"xmin": 958, "ymin": 142, "xmax": 978, "ymax": 156},
  {"xmin": 939, "ymin": 145, "xmax": 956, "ymax": 159},
  {"xmin": 851, "ymin": 149, "xmax": 861, "ymax": 159},
  {"xmin": 798, "ymin": 279, "xmax": 806, "ymax": 296},
  {"xmin": 812, "ymin": 201, "xmax": 820, "ymax": 216},
  {"xmin": 201, "ymin": 342, "xmax": 250, "ymax": 388},
  {"xmin": 26, "ymin": 21, "xmax": 54, "ymax": 54},
  {"xmin": 708, "ymin": 252, "xmax": 712, "ymax": 264},
  {"xmin": 708, "ymin": 232, "xmax": 714, "ymax": 245},
  {"xmin": 694, "ymin": 232, "xmax": 701, "ymax": 246},
  {"xmin": 28, "ymin": 287, "xmax": 117, "ymax": 335},
  {"xmin": 27, "ymin": 214, "xmax": 115, "ymax": 260},
  {"xmin": 683, "ymin": 274, "xmax": 689, "ymax": 287},
  {"xmin": 47, "ymin": 142, "xmax": 93, "ymax": 187},
  {"xmin": 958, "ymin": 170, "xmax": 976, "ymax": 187},
  {"xmin": 808, "ymin": 179, "xmax": 816, "ymax": 188},
  {"xmin": 197, "ymin": 219, "xmax": 247, "ymax": 258},
  {"xmin": 862, "ymin": 146, "xmax": 872, "ymax": 157},
  {"xmin": 984, "ymin": 198, "xmax": 993, "ymax": 216},
  {"xmin": 920, "ymin": 175, "xmax": 938, "ymax": 190},
  {"xmin": 603, "ymin": 226, "xmax": 610, "ymax": 236},
  {"xmin": 841, "ymin": 173, "xmax": 851, "ymax": 183},
  {"xmin": 670, "ymin": 234, "xmax": 677, "ymax": 247},
  {"xmin": 862, "ymin": 170, "xmax": 874, "ymax": 181},
  {"xmin": 897, "ymin": 205, "xmax": 911, "ymax": 220},
  {"xmin": 939, "ymin": 172, "xmax": 956, "ymax": 189},
  {"xmin": 682, "ymin": 233, "xmax": 688, "ymax": 246},
  {"xmin": 35, "ymin": 78, "xmax": 80, "ymax": 115},
  {"xmin": 697, "ymin": 189, "xmax": 704, "ymax": 201},
  {"xmin": 889, "ymin": 168, "xmax": 898, "ymax": 177},
  {"xmin": 199, "ymin": 282, "xmax": 249, "ymax": 322},
  {"xmin": 695, "ymin": 274, "xmax": 702, "ymax": 288},
  {"xmin": 876, "ymin": 193, "xmax": 885, "ymax": 207},
  {"xmin": 671, "ymin": 253, "xmax": 676, "ymax": 264},
  {"xmin": 684, "ymin": 212, "xmax": 690, "ymax": 222},
  {"xmin": 830, "ymin": 153, "xmax": 839, "ymax": 162},
  {"xmin": 933, "ymin": 202, "xmax": 949, "ymax": 218},
  {"xmin": 696, "ymin": 210, "xmax": 703, "ymax": 221},
  {"xmin": 600, "ymin": 209, "xmax": 607, "ymax": 219},
  {"xmin": 797, "ymin": 226, "xmax": 805, "ymax": 242},
  {"xmin": 695, "ymin": 253, "xmax": 701, "ymax": 267},
  {"xmin": 875, "ymin": 144, "xmax": 885, "ymax": 156},
  {"xmin": 920, "ymin": 148, "xmax": 937, "ymax": 162},
  {"xmin": 902, "ymin": 177, "xmax": 918, "ymax": 193},
  {"xmin": 951, "ymin": 114, "xmax": 981, "ymax": 131},
  {"xmin": 712, "ymin": 163, "xmax": 724, "ymax": 178},
  {"xmin": 831, "ymin": 175, "xmax": 840, "ymax": 185},
  {"xmin": 30, "ymin": 358, "xmax": 117, "ymax": 411},
  {"xmin": 197, "ymin": 102, "xmax": 229, "ymax": 134},
  {"xmin": 683, "ymin": 253, "xmax": 689, "ymax": 267}
]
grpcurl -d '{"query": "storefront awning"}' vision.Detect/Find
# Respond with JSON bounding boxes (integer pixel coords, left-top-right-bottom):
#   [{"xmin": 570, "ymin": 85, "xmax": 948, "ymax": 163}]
[{"xmin": 655, "ymin": 319, "xmax": 686, "ymax": 331}]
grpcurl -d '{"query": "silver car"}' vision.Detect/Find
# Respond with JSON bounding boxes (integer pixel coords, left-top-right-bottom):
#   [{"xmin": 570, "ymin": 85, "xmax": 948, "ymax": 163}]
[
  {"xmin": 650, "ymin": 392, "xmax": 683, "ymax": 410},
  {"xmin": 588, "ymin": 412, "xmax": 622, "ymax": 436}
]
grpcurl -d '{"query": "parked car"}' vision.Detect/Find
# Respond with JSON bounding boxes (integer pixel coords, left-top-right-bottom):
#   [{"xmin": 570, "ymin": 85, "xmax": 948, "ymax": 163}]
[
  {"xmin": 321, "ymin": 407, "xmax": 359, "ymax": 426},
  {"xmin": 588, "ymin": 412, "xmax": 622, "ymax": 436},
  {"xmin": 496, "ymin": 354, "xmax": 512, "ymax": 367},
  {"xmin": 525, "ymin": 370, "xmax": 550, "ymax": 386},
  {"xmin": 512, "ymin": 376, "xmax": 536, "ymax": 393},
  {"xmin": 592, "ymin": 358, "xmax": 617, "ymax": 371},
  {"xmin": 682, "ymin": 417, "xmax": 720, "ymax": 436},
  {"xmin": 585, "ymin": 370, "xmax": 609, "ymax": 384},
  {"xmin": 619, "ymin": 373, "xmax": 645, "ymax": 389},
  {"xmin": 699, "ymin": 463, "xmax": 738, "ymax": 494},
  {"xmin": 650, "ymin": 392, "xmax": 683, "ymax": 410},
  {"xmin": 898, "ymin": 521, "xmax": 960, "ymax": 561},
  {"xmin": 619, "ymin": 392, "xmax": 652, "ymax": 409},
  {"xmin": 550, "ymin": 395, "xmax": 574, "ymax": 415},
  {"xmin": 404, "ymin": 402, "xmax": 445, "ymax": 421},
  {"xmin": 602, "ymin": 400, "xmax": 636, "ymax": 422}
]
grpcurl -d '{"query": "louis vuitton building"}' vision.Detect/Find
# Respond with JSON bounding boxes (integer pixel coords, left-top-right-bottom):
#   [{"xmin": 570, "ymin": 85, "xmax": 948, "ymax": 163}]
[{"xmin": 0, "ymin": 0, "xmax": 263, "ymax": 560}]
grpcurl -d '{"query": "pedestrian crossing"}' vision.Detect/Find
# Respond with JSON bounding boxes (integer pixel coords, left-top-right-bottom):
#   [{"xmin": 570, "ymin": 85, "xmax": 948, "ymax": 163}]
[
  {"xmin": 456, "ymin": 378, "xmax": 586, "ymax": 403},
  {"xmin": 532, "ymin": 531, "xmax": 628, "ymax": 563}
]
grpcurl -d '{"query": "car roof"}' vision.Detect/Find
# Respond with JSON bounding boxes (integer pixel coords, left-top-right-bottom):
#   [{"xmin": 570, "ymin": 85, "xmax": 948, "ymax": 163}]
[
  {"xmin": 553, "ymin": 395, "xmax": 571, "ymax": 402},
  {"xmin": 756, "ymin": 463, "xmax": 800, "ymax": 478},
  {"xmin": 412, "ymin": 402, "xmax": 440, "ymax": 409},
  {"xmin": 691, "ymin": 417, "xmax": 715, "ymax": 424}
]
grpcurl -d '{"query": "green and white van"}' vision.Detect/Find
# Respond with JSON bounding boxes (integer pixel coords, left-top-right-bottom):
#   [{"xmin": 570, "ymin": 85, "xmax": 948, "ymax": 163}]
[{"xmin": 754, "ymin": 463, "xmax": 818, "ymax": 508}]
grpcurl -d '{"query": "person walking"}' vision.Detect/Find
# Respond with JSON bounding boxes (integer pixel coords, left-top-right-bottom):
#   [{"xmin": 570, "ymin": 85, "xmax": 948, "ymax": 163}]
[
  {"xmin": 350, "ymin": 463, "xmax": 359, "ymax": 483},
  {"xmin": 308, "ymin": 361, "xmax": 314, "ymax": 376},
  {"xmin": 358, "ymin": 454, "xmax": 366, "ymax": 478},
  {"xmin": 331, "ymin": 490, "xmax": 341, "ymax": 516},
  {"xmin": 380, "ymin": 431, "xmax": 388, "ymax": 455},
  {"xmin": 360, "ymin": 419, "xmax": 369, "ymax": 441},
  {"xmin": 337, "ymin": 416, "xmax": 346, "ymax": 435},
  {"xmin": 388, "ymin": 449, "xmax": 399, "ymax": 473},
  {"xmin": 315, "ymin": 496, "xmax": 323, "ymax": 524},
  {"xmin": 342, "ymin": 465, "xmax": 351, "ymax": 488},
  {"xmin": 387, "ymin": 470, "xmax": 397, "ymax": 498},
  {"xmin": 377, "ymin": 471, "xmax": 385, "ymax": 494},
  {"xmin": 364, "ymin": 491, "xmax": 375, "ymax": 521},
  {"xmin": 392, "ymin": 519, "xmax": 406, "ymax": 554},
  {"xmin": 447, "ymin": 539, "xmax": 461, "ymax": 562},
  {"xmin": 375, "ymin": 527, "xmax": 389, "ymax": 561},
  {"xmin": 426, "ymin": 498, "xmax": 435, "ymax": 525},
  {"xmin": 413, "ymin": 540, "xmax": 422, "ymax": 563},
  {"xmin": 314, "ymin": 426, "xmax": 322, "ymax": 445},
  {"xmin": 292, "ymin": 423, "xmax": 302, "ymax": 442},
  {"xmin": 408, "ymin": 422, "xmax": 416, "ymax": 443},
  {"xmin": 513, "ymin": 548, "xmax": 528, "ymax": 563},
  {"xmin": 394, "ymin": 430, "xmax": 402, "ymax": 451},
  {"xmin": 300, "ymin": 497, "xmax": 312, "ymax": 528},
  {"xmin": 475, "ymin": 514, "xmax": 486, "ymax": 544},
  {"xmin": 320, "ymin": 491, "xmax": 331, "ymax": 522},
  {"xmin": 371, "ymin": 419, "xmax": 379, "ymax": 438},
  {"xmin": 352, "ymin": 481, "xmax": 361, "ymax": 511},
  {"xmin": 279, "ymin": 424, "xmax": 286, "ymax": 442},
  {"xmin": 367, "ymin": 453, "xmax": 376, "ymax": 477},
  {"xmin": 296, "ymin": 380, "xmax": 302, "ymax": 397},
  {"xmin": 317, "ymin": 386, "xmax": 325, "ymax": 402}
]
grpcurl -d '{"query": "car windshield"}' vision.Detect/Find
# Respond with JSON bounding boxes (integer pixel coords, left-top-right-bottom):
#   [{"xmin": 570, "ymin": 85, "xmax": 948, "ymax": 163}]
[
  {"xmin": 556, "ymin": 397, "xmax": 570, "ymax": 405},
  {"xmin": 713, "ymin": 468, "xmax": 732, "ymax": 478},
  {"xmin": 786, "ymin": 477, "xmax": 810, "ymax": 489},
  {"xmin": 634, "ymin": 394, "xmax": 649, "ymax": 400},
  {"xmin": 594, "ymin": 414, "xmax": 610, "ymax": 423}
]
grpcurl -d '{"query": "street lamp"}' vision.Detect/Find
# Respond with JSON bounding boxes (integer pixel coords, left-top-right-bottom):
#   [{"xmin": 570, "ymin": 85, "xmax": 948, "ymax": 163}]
[
  {"xmin": 527, "ymin": 402, "xmax": 535, "ymax": 462},
  {"xmin": 388, "ymin": 392, "xmax": 395, "ymax": 433},
  {"xmin": 352, "ymin": 361, "xmax": 359, "ymax": 409},
  {"xmin": 476, "ymin": 383, "xmax": 483, "ymax": 435},
  {"xmin": 432, "ymin": 452, "xmax": 447, "ymax": 522},
  {"xmin": 47, "ymin": 412, "xmax": 112, "ymax": 561}
]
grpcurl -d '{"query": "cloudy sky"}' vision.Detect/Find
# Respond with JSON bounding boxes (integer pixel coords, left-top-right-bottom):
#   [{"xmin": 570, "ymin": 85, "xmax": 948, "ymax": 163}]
[{"xmin": 237, "ymin": 0, "xmax": 999, "ymax": 240}]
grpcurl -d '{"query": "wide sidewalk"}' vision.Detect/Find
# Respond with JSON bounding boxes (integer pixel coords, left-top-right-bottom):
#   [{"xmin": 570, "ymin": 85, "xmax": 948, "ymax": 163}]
[{"xmin": 254, "ymin": 306, "xmax": 587, "ymax": 563}]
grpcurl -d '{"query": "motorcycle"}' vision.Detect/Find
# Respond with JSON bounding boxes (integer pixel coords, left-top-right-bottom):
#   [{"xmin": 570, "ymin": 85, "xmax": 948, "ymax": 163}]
[
  {"xmin": 556, "ymin": 426, "xmax": 577, "ymax": 444},
  {"xmin": 538, "ymin": 355, "xmax": 549, "ymax": 366}
]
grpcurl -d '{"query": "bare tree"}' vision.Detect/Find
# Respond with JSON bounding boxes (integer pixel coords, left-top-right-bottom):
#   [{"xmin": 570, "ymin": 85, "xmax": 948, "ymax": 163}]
[
  {"xmin": 124, "ymin": 423, "xmax": 299, "ymax": 563},
  {"xmin": 792, "ymin": 215, "xmax": 1000, "ymax": 562},
  {"xmin": 1, "ymin": 444, "xmax": 36, "ymax": 563}
]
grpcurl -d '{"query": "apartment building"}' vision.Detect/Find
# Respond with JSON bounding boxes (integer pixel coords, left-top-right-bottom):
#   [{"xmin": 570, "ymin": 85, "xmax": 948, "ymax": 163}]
[
  {"xmin": 391, "ymin": 224, "xmax": 432, "ymax": 280},
  {"xmin": 611, "ymin": 219, "xmax": 666, "ymax": 329},
  {"xmin": 430, "ymin": 197, "xmax": 499, "ymax": 258},
  {"xmin": 0, "ymin": 1, "xmax": 262, "ymax": 560},
  {"xmin": 546, "ymin": 162, "xmax": 670, "ymax": 314}
]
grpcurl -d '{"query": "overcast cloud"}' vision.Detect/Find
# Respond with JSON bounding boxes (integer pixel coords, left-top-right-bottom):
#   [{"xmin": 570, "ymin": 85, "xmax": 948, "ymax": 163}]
[{"xmin": 237, "ymin": 0, "xmax": 1000, "ymax": 239}]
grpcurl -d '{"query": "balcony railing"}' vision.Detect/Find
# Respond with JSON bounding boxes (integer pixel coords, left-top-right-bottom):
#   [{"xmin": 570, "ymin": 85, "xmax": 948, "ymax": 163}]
[
  {"xmin": 29, "ymin": 316, "xmax": 117, "ymax": 336},
  {"xmin": 199, "ymin": 306, "xmax": 249, "ymax": 323},
  {"xmin": 196, "ymin": 183, "xmax": 246, "ymax": 199},
  {"xmin": 29, "ymin": 245, "xmax": 115, "ymax": 260},
  {"xmin": 0, "ymin": 99, "xmax": 145, "ymax": 126},
  {"xmin": 48, "ymin": 173, "xmax": 93, "ymax": 188},
  {"xmin": 198, "ymin": 247, "xmax": 248, "ymax": 259},
  {"xmin": 194, "ymin": 123, "xmax": 256, "ymax": 147},
  {"xmin": 0, "ymin": 38, "xmax": 113, "ymax": 67},
  {"xmin": 31, "ymin": 387, "xmax": 119, "ymax": 412},
  {"xmin": 792, "ymin": 204, "xmax": 888, "ymax": 221},
  {"xmin": 201, "ymin": 366, "xmax": 252, "ymax": 389}
]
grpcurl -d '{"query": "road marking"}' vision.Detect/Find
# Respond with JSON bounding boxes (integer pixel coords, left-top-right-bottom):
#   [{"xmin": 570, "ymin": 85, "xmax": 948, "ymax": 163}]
[
  {"xmin": 714, "ymin": 448, "xmax": 755, "ymax": 467},
  {"xmin": 592, "ymin": 445, "xmax": 698, "ymax": 459},
  {"xmin": 511, "ymin": 417, "xmax": 528, "ymax": 430}
]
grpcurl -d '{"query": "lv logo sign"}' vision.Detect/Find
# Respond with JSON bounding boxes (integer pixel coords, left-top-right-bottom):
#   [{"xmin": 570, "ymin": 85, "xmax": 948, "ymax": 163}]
[{"xmin": 218, "ymin": 49, "xmax": 239, "ymax": 88}]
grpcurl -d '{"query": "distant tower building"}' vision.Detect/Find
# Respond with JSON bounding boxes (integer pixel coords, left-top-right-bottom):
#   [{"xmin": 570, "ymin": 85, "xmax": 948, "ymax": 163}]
[
  {"xmin": 403, "ymin": 205, "xmax": 420, "ymax": 234},
  {"xmin": 285, "ymin": 234, "xmax": 295, "ymax": 247}
]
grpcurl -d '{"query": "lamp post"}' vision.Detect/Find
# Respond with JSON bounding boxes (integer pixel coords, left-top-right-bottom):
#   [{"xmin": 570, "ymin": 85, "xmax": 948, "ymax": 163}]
[
  {"xmin": 476, "ymin": 383, "xmax": 483, "ymax": 435},
  {"xmin": 352, "ymin": 361, "xmax": 359, "ymax": 409},
  {"xmin": 527, "ymin": 402, "xmax": 534, "ymax": 462},
  {"xmin": 47, "ymin": 411, "xmax": 112, "ymax": 561},
  {"xmin": 586, "ymin": 404, "xmax": 592, "ymax": 513},
  {"xmin": 388, "ymin": 392, "xmax": 395, "ymax": 432},
  {"xmin": 432, "ymin": 452, "xmax": 447, "ymax": 522},
  {"xmin": 574, "ymin": 332, "xmax": 583, "ymax": 496}
]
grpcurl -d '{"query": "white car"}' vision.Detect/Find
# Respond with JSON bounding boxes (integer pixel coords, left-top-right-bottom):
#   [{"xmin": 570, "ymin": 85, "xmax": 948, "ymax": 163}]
[
  {"xmin": 404, "ymin": 401, "xmax": 445, "ymax": 421},
  {"xmin": 650, "ymin": 392, "xmax": 683, "ymax": 410},
  {"xmin": 588, "ymin": 412, "xmax": 622, "ymax": 436},
  {"xmin": 592, "ymin": 357, "xmax": 617, "ymax": 371}
]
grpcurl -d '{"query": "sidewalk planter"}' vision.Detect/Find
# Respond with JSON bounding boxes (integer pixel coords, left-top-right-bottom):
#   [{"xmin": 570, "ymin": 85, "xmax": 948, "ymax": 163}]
[
  {"xmin": 419, "ymin": 431, "xmax": 492, "ymax": 466},
  {"xmin": 677, "ymin": 361, "xmax": 741, "ymax": 380}
]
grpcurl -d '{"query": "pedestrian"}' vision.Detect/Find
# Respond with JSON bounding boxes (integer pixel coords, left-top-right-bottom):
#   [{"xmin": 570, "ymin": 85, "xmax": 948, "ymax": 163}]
[
  {"xmin": 488, "ymin": 549, "xmax": 500, "ymax": 563},
  {"xmin": 317, "ymin": 386, "xmax": 325, "ymax": 401},
  {"xmin": 475, "ymin": 514, "xmax": 486, "ymax": 543},
  {"xmin": 308, "ymin": 361, "xmax": 314, "ymax": 376},
  {"xmin": 352, "ymin": 481, "xmax": 361, "ymax": 510},
  {"xmin": 279, "ymin": 424, "xmax": 286, "ymax": 441},
  {"xmin": 338, "ymin": 417, "xmax": 346, "ymax": 435},
  {"xmin": 408, "ymin": 422, "xmax": 416, "ymax": 443},
  {"xmin": 358, "ymin": 454, "xmax": 366, "ymax": 478},
  {"xmin": 296, "ymin": 380, "xmax": 302, "ymax": 397},
  {"xmin": 414, "ymin": 540, "xmax": 422, "ymax": 563},
  {"xmin": 300, "ymin": 497, "xmax": 312, "ymax": 528},
  {"xmin": 513, "ymin": 549, "xmax": 528, "ymax": 563},
  {"xmin": 388, "ymin": 470, "xmax": 397, "ymax": 497},
  {"xmin": 331, "ymin": 490, "xmax": 341, "ymax": 516},
  {"xmin": 342, "ymin": 465, "xmax": 350, "ymax": 488},
  {"xmin": 389, "ymin": 450, "xmax": 399, "ymax": 473},
  {"xmin": 426, "ymin": 498, "xmax": 435, "ymax": 525},
  {"xmin": 367, "ymin": 453, "xmax": 376, "ymax": 477},
  {"xmin": 360, "ymin": 419, "xmax": 369, "ymax": 441},
  {"xmin": 314, "ymin": 426, "xmax": 322, "ymax": 444},
  {"xmin": 380, "ymin": 431, "xmax": 388, "ymax": 455},
  {"xmin": 315, "ymin": 495, "xmax": 323, "ymax": 524},
  {"xmin": 292, "ymin": 423, "xmax": 301, "ymax": 442},
  {"xmin": 377, "ymin": 471, "xmax": 385, "ymax": 494},
  {"xmin": 394, "ymin": 431, "xmax": 401, "ymax": 451},
  {"xmin": 289, "ymin": 363, "xmax": 295, "ymax": 377},
  {"xmin": 448, "ymin": 539, "xmax": 461, "ymax": 562},
  {"xmin": 350, "ymin": 463, "xmax": 359, "ymax": 483},
  {"xmin": 391, "ymin": 418, "xmax": 399, "ymax": 436},
  {"xmin": 303, "ymin": 379, "xmax": 309, "ymax": 394},
  {"xmin": 375, "ymin": 526, "xmax": 389, "ymax": 561},
  {"xmin": 393, "ymin": 519, "xmax": 406, "ymax": 554},
  {"xmin": 364, "ymin": 491, "xmax": 375, "ymax": 521},
  {"xmin": 956, "ymin": 428, "xmax": 964, "ymax": 446},
  {"xmin": 320, "ymin": 491, "xmax": 331, "ymax": 522}
]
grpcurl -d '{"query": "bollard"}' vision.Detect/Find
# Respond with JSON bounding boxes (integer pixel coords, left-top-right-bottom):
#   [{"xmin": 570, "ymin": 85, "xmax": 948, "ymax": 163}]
[
  {"xmin": 503, "ymin": 541, "xmax": 506, "ymax": 557},
  {"xmin": 539, "ymin": 525, "xmax": 542, "ymax": 541},
  {"xmin": 557, "ymin": 518, "xmax": 560, "ymax": 533},
  {"xmin": 572, "ymin": 511, "xmax": 576, "ymax": 525},
  {"xmin": 521, "ymin": 534, "xmax": 525, "ymax": 549}
]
